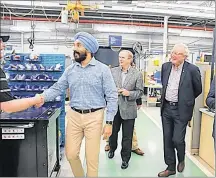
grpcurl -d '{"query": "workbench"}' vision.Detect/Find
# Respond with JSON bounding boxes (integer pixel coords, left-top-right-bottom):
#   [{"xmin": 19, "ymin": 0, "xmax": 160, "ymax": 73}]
[
  {"xmin": 145, "ymin": 84, "xmax": 162, "ymax": 107},
  {"xmin": 0, "ymin": 107, "xmax": 61, "ymax": 177},
  {"xmin": 199, "ymin": 108, "xmax": 215, "ymax": 170}
]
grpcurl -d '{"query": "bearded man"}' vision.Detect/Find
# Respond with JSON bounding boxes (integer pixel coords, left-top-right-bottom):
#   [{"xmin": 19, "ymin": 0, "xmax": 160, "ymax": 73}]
[{"xmin": 36, "ymin": 32, "xmax": 118, "ymax": 177}]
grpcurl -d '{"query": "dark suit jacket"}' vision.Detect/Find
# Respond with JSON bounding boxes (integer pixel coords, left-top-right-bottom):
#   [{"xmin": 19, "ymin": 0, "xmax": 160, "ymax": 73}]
[
  {"xmin": 206, "ymin": 77, "xmax": 215, "ymax": 110},
  {"xmin": 161, "ymin": 61, "xmax": 202, "ymax": 121},
  {"xmin": 206, "ymin": 76, "xmax": 215, "ymax": 138}
]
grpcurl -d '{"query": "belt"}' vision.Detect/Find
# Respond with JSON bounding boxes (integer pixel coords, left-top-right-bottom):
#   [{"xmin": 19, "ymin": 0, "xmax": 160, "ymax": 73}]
[
  {"xmin": 71, "ymin": 107, "xmax": 103, "ymax": 114},
  {"xmin": 165, "ymin": 100, "xmax": 178, "ymax": 106}
]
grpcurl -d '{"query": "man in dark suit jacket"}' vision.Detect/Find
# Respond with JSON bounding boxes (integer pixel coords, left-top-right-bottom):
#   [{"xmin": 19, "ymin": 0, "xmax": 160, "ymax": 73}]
[
  {"xmin": 206, "ymin": 76, "xmax": 215, "ymax": 139},
  {"xmin": 158, "ymin": 43, "xmax": 202, "ymax": 177}
]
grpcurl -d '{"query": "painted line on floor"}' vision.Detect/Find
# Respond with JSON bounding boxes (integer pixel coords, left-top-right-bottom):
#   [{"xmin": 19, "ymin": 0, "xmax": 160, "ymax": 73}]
[{"xmin": 141, "ymin": 108, "xmax": 214, "ymax": 177}]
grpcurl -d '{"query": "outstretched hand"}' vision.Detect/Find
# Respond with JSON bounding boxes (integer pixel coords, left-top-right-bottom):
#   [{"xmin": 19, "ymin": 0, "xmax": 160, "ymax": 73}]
[{"xmin": 34, "ymin": 94, "xmax": 45, "ymax": 108}]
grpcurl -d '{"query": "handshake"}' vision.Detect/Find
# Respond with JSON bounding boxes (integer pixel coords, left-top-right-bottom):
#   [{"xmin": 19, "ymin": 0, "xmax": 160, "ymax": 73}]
[
  {"xmin": 1, "ymin": 94, "xmax": 45, "ymax": 113},
  {"xmin": 33, "ymin": 94, "xmax": 45, "ymax": 108}
]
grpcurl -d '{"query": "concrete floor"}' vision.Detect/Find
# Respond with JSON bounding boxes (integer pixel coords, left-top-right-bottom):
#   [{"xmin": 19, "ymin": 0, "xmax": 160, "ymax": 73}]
[
  {"xmin": 142, "ymin": 105, "xmax": 214, "ymax": 176},
  {"xmin": 141, "ymin": 105, "xmax": 192, "ymax": 153},
  {"xmin": 59, "ymin": 103, "xmax": 214, "ymax": 177}
]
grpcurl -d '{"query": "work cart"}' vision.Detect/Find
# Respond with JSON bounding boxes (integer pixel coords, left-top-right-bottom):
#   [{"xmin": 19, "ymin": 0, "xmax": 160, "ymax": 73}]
[{"xmin": 0, "ymin": 106, "xmax": 61, "ymax": 177}]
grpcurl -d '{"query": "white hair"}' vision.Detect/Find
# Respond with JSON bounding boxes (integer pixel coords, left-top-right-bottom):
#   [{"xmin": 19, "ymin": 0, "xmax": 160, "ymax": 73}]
[
  {"xmin": 119, "ymin": 50, "xmax": 133, "ymax": 61},
  {"xmin": 172, "ymin": 43, "xmax": 190, "ymax": 57}
]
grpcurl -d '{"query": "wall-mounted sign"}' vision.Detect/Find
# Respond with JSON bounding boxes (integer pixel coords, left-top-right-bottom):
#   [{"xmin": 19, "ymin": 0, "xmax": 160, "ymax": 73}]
[{"xmin": 109, "ymin": 35, "xmax": 122, "ymax": 47}]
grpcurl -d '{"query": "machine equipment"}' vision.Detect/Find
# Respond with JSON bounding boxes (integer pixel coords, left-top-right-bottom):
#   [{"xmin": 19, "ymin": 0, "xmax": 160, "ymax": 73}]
[
  {"xmin": 61, "ymin": 0, "xmax": 98, "ymax": 23},
  {"xmin": 0, "ymin": 106, "xmax": 61, "ymax": 177}
]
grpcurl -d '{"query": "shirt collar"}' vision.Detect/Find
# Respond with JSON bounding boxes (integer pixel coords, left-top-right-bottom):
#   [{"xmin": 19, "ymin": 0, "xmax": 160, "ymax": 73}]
[
  {"xmin": 75, "ymin": 57, "xmax": 96, "ymax": 67},
  {"xmin": 172, "ymin": 61, "xmax": 184, "ymax": 71},
  {"xmin": 89, "ymin": 57, "xmax": 96, "ymax": 66},
  {"xmin": 121, "ymin": 66, "xmax": 131, "ymax": 73}
]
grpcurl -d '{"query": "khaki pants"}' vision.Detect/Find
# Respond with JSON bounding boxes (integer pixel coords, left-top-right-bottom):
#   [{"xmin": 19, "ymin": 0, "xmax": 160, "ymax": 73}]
[
  {"xmin": 132, "ymin": 128, "xmax": 138, "ymax": 150},
  {"xmin": 106, "ymin": 127, "xmax": 138, "ymax": 150},
  {"xmin": 65, "ymin": 108, "xmax": 104, "ymax": 177}
]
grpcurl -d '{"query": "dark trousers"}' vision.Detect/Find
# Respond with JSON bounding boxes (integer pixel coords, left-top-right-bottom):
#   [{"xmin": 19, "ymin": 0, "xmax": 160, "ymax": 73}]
[
  {"xmin": 162, "ymin": 102, "xmax": 188, "ymax": 171},
  {"xmin": 109, "ymin": 109, "xmax": 135, "ymax": 163}
]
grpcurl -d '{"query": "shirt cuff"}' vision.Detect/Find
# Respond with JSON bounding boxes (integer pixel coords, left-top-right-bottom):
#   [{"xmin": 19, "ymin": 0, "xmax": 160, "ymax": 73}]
[
  {"xmin": 106, "ymin": 112, "xmax": 115, "ymax": 122},
  {"xmin": 41, "ymin": 92, "xmax": 49, "ymax": 102}
]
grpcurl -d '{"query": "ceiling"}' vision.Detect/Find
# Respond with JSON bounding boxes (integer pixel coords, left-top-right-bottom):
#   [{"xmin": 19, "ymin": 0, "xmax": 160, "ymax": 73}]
[{"xmin": 1, "ymin": 0, "xmax": 215, "ymax": 29}]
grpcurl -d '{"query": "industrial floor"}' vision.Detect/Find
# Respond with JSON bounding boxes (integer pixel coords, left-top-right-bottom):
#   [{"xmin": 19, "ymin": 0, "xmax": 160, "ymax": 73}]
[{"xmin": 59, "ymin": 105, "xmax": 214, "ymax": 177}]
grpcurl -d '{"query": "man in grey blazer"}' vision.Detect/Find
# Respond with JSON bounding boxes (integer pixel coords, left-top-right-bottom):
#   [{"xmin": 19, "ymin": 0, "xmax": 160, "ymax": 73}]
[{"xmin": 108, "ymin": 50, "xmax": 144, "ymax": 169}]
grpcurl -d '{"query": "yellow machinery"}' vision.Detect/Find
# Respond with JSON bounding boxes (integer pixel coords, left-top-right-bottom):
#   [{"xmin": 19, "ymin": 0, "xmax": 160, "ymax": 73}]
[{"xmin": 65, "ymin": 0, "xmax": 98, "ymax": 23}]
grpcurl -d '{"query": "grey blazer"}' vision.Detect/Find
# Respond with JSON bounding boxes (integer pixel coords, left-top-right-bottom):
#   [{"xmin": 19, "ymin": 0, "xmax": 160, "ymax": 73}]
[{"xmin": 111, "ymin": 67, "xmax": 144, "ymax": 120}]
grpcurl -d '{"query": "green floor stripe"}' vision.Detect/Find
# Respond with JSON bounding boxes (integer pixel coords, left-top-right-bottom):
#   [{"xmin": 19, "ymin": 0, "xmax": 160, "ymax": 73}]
[{"xmin": 83, "ymin": 110, "xmax": 208, "ymax": 177}]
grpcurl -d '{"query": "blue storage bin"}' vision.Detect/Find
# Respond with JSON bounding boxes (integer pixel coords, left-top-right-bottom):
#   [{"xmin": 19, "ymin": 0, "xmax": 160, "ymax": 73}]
[{"xmin": 5, "ymin": 53, "xmax": 66, "ymax": 147}]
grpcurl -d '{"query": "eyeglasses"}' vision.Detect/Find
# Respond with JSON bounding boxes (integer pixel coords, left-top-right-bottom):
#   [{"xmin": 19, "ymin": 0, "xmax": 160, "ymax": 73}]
[{"xmin": 171, "ymin": 52, "xmax": 185, "ymax": 56}]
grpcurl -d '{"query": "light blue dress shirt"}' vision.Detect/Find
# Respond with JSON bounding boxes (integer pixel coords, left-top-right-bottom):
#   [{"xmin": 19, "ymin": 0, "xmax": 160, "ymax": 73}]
[{"xmin": 42, "ymin": 57, "xmax": 118, "ymax": 121}]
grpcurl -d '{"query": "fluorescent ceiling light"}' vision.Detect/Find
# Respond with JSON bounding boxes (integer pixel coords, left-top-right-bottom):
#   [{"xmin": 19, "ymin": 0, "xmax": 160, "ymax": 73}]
[
  {"xmin": 10, "ymin": 26, "xmax": 51, "ymax": 32},
  {"xmin": 101, "ymin": 5, "xmax": 214, "ymax": 19},
  {"xmin": 95, "ymin": 26, "xmax": 136, "ymax": 34},
  {"xmin": 137, "ymin": 2, "xmax": 214, "ymax": 12},
  {"xmin": 1, "ymin": 1, "xmax": 62, "ymax": 7},
  {"xmin": 180, "ymin": 31, "xmax": 213, "ymax": 38}
]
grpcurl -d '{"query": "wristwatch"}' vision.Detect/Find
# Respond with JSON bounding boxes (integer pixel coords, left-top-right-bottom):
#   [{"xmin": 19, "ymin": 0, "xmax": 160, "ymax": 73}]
[{"xmin": 106, "ymin": 121, "xmax": 113, "ymax": 125}]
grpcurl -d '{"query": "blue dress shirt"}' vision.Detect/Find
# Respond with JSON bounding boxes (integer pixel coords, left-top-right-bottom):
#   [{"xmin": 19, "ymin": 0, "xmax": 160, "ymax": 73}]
[{"xmin": 42, "ymin": 57, "xmax": 118, "ymax": 121}]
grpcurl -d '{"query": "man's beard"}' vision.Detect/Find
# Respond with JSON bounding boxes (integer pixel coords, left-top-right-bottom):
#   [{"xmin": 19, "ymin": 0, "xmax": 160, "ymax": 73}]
[{"xmin": 73, "ymin": 50, "xmax": 87, "ymax": 63}]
